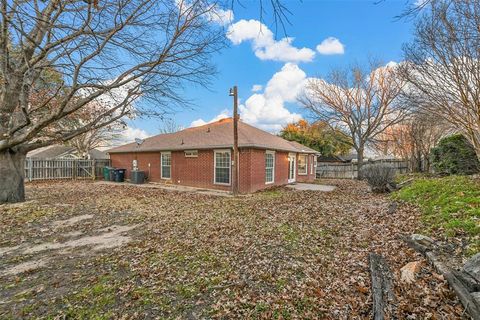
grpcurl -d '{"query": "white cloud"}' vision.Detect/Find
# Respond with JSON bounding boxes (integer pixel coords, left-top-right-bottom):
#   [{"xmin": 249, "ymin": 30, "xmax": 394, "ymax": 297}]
[
  {"xmin": 316, "ymin": 37, "xmax": 345, "ymax": 55},
  {"xmin": 190, "ymin": 109, "xmax": 230, "ymax": 127},
  {"xmin": 251, "ymin": 84, "xmax": 263, "ymax": 92},
  {"xmin": 207, "ymin": 6, "xmax": 234, "ymax": 26},
  {"xmin": 239, "ymin": 63, "xmax": 304, "ymax": 132},
  {"xmin": 176, "ymin": 0, "xmax": 234, "ymax": 26},
  {"xmin": 227, "ymin": 19, "xmax": 315, "ymax": 63},
  {"xmin": 112, "ymin": 126, "xmax": 151, "ymax": 146}
]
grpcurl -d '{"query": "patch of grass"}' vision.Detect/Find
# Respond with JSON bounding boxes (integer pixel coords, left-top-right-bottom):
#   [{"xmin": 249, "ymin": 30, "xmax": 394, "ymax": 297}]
[
  {"xmin": 278, "ymin": 223, "xmax": 300, "ymax": 245},
  {"xmin": 60, "ymin": 275, "xmax": 117, "ymax": 319},
  {"xmin": 393, "ymin": 175, "xmax": 480, "ymax": 254},
  {"xmin": 258, "ymin": 188, "xmax": 284, "ymax": 198}
]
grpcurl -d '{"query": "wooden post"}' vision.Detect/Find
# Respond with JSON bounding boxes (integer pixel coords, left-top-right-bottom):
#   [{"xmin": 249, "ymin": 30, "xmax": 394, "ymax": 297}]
[
  {"xmin": 92, "ymin": 159, "xmax": 96, "ymax": 180},
  {"xmin": 73, "ymin": 159, "xmax": 77, "ymax": 180},
  {"xmin": 230, "ymin": 86, "xmax": 239, "ymax": 196},
  {"xmin": 27, "ymin": 158, "xmax": 33, "ymax": 181}
]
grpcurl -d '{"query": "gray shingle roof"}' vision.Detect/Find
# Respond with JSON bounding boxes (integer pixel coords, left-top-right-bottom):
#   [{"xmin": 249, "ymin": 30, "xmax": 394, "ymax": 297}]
[{"xmin": 108, "ymin": 118, "xmax": 318, "ymax": 154}]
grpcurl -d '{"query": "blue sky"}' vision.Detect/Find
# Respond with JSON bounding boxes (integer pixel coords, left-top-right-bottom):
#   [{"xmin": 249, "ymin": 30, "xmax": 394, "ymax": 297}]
[{"xmin": 125, "ymin": 0, "xmax": 415, "ymax": 140}]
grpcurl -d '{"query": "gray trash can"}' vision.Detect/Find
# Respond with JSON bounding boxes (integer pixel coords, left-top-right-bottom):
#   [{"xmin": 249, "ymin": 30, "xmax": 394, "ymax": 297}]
[{"xmin": 109, "ymin": 168, "xmax": 116, "ymax": 181}]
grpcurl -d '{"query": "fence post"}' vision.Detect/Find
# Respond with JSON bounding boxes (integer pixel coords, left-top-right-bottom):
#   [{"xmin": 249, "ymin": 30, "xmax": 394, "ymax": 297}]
[
  {"xmin": 73, "ymin": 159, "xmax": 77, "ymax": 180},
  {"xmin": 92, "ymin": 159, "xmax": 96, "ymax": 180},
  {"xmin": 27, "ymin": 158, "xmax": 33, "ymax": 181}
]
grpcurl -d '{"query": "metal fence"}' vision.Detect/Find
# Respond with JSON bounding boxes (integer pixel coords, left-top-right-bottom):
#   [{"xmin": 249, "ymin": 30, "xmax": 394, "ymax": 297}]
[
  {"xmin": 24, "ymin": 158, "xmax": 111, "ymax": 181},
  {"xmin": 316, "ymin": 159, "xmax": 409, "ymax": 179}
]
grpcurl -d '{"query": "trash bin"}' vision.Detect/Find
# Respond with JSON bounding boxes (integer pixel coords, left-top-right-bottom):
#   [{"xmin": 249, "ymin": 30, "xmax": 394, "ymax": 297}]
[
  {"xmin": 109, "ymin": 168, "xmax": 116, "ymax": 181},
  {"xmin": 114, "ymin": 169, "xmax": 126, "ymax": 182},
  {"xmin": 103, "ymin": 167, "xmax": 112, "ymax": 181},
  {"xmin": 131, "ymin": 171, "xmax": 145, "ymax": 184}
]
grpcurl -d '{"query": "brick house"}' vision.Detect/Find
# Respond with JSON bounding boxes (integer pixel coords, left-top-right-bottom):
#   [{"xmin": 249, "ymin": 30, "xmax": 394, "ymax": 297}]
[{"xmin": 107, "ymin": 118, "xmax": 318, "ymax": 193}]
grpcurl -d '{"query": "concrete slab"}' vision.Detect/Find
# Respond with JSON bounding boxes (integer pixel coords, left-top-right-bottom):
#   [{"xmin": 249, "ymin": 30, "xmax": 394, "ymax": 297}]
[
  {"xmin": 95, "ymin": 181, "xmax": 233, "ymax": 197},
  {"xmin": 286, "ymin": 183, "xmax": 336, "ymax": 192}
]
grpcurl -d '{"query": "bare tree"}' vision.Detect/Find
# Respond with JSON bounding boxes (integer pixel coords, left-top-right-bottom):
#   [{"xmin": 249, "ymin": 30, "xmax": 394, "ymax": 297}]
[
  {"xmin": 0, "ymin": 0, "xmax": 227, "ymax": 203},
  {"xmin": 372, "ymin": 111, "xmax": 451, "ymax": 172},
  {"xmin": 158, "ymin": 118, "xmax": 184, "ymax": 134},
  {"xmin": 401, "ymin": 0, "xmax": 480, "ymax": 162},
  {"xmin": 299, "ymin": 61, "xmax": 408, "ymax": 177}
]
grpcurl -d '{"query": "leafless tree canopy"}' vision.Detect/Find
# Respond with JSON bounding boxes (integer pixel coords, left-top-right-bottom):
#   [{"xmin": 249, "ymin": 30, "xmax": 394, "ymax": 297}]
[
  {"xmin": 372, "ymin": 110, "xmax": 452, "ymax": 172},
  {"xmin": 0, "ymin": 0, "xmax": 226, "ymax": 155},
  {"xmin": 401, "ymin": 0, "xmax": 480, "ymax": 160},
  {"xmin": 299, "ymin": 61, "xmax": 408, "ymax": 174}
]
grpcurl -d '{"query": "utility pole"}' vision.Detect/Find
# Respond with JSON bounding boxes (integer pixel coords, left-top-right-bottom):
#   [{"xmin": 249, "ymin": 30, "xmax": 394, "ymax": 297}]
[{"xmin": 229, "ymin": 86, "xmax": 239, "ymax": 196}]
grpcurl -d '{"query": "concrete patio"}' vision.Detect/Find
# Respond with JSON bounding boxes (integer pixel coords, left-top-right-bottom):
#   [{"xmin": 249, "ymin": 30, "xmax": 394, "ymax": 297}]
[{"xmin": 286, "ymin": 183, "xmax": 336, "ymax": 192}]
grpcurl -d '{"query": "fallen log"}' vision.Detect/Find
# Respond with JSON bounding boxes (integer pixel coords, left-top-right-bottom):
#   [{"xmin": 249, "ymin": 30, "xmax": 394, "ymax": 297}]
[
  {"xmin": 369, "ymin": 253, "xmax": 397, "ymax": 320},
  {"xmin": 403, "ymin": 234, "xmax": 480, "ymax": 320}
]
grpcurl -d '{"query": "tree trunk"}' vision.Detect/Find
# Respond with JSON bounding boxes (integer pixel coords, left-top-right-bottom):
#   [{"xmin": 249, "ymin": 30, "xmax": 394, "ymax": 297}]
[
  {"xmin": 0, "ymin": 149, "xmax": 26, "ymax": 203},
  {"xmin": 357, "ymin": 147, "xmax": 364, "ymax": 180}
]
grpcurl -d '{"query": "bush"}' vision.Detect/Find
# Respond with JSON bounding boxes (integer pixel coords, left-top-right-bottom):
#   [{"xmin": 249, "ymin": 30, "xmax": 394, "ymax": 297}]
[
  {"xmin": 431, "ymin": 134, "xmax": 480, "ymax": 175},
  {"xmin": 361, "ymin": 164, "xmax": 397, "ymax": 193}
]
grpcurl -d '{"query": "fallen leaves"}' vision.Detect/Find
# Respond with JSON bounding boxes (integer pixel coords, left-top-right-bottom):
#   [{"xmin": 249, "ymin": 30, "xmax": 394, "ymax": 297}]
[{"xmin": 0, "ymin": 180, "xmax": 467, "ymax": 318}]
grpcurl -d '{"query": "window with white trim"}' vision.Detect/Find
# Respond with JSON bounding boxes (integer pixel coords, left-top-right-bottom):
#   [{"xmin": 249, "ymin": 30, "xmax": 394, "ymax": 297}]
[
  {"xmin": 298, "ymin": 154, "xmax": 308, "ymax": 175},
  {"xmin": 214, "ymin": 150, "xmax": 230, "ymax": 185},
  {"xmin": 265, "ymin": 151, "xmax": 275, "ymax": 184},
  {"xmin": 161, "ymin": 152, "xmax": 171, "ymax": 179}
]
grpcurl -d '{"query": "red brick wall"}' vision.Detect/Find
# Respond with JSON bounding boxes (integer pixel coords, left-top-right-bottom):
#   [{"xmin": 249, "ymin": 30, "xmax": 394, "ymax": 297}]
[
  {"xmin": 110, "ymin": 152, "xmax": 161, "ymax": 181},
  {"xmin": 110, "ymin": 148, "xmax": 315, "ymax": 193},
  {"xmin": 239, "ymin": 149, "xmax": 289, "ymax": 193},
  {"xmin": 171, "ymin": 150, "xmax": 230, "ymax": 191},
  {"xmin": 295, "ymin": 153, "xmax": 316, "ymax": 183}
]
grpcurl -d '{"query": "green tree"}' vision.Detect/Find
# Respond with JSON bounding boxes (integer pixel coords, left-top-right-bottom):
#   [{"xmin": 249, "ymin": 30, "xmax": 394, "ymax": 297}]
[
  {"xmin": 279, "ymin": 120, "xmax": 351, "ymax": 156},
  {"xmin": 431, "ymin": 134, "xmax": 480, "ymax": 175}
]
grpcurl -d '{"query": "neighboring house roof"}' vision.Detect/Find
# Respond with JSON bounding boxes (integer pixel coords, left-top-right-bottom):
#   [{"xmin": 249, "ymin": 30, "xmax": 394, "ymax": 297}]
[
  {"xmin": 108, "ymin": 118, "xmax": 318, "ymax": 154},
  {"xmin": 27, "ymin": 145, "xmax": 110, "ymax": 159},
  {"xmin": 27, "ymin": 145, "xmax": 76, "ymax": 159}
]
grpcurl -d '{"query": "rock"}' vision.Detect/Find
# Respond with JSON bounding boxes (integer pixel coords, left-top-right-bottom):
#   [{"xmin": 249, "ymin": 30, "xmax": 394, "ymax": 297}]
[
  {"xmin": 411, "ymin": 234, "xmax": 435, "ymax": 247},
  {"xmin": 463, "ymin": 253, "xmax": 480, "ymax": 282},
  {"xmin": 388, "ymin": 202, "xmax": 397, "ymax": 214},
  {"xmin": 401, "ymin": 261, "xmax": 422, "ymax": 284}
]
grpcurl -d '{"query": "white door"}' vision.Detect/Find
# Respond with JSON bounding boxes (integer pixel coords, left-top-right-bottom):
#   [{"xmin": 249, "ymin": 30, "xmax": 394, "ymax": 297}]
[{"xmin": 288, "ymin": 153, "xmax": 296, "ymax": 183}]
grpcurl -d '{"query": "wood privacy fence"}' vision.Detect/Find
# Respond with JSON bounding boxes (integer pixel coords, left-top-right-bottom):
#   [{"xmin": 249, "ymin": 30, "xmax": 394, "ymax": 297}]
[
  {"xmin": 24, "ymin": 158, "xmax": 111, "ymax": 181},
  {"xmin": 316, "ymin": 159, "xmax": 409, "ymax": 179}
]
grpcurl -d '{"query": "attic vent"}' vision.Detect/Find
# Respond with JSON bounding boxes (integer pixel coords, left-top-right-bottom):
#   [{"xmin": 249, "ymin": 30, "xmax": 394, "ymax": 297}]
[
  {"xmin": 184, "ymin": 150, "xmax": 198, "ymax": 158},
  {"xmin": 181, "ymin": 139, "xmax": 184, "ymax": 145}
]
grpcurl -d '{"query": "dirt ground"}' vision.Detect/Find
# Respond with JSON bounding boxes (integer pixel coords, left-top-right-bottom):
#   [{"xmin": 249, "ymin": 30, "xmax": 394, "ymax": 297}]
[{"xmin": 0, "ymin": 180, "xmax": 467, "ymax": 319}]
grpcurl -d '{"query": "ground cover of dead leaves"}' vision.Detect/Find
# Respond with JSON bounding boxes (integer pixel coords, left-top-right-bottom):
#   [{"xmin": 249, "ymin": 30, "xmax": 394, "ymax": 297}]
[{"xmin": 0, "ymin": 180, "xmax": 467, "ymax": 319}]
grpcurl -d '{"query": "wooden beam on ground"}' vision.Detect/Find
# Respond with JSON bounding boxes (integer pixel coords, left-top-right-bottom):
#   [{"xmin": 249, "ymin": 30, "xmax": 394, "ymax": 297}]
[
  {"xmin": 403, "ymin": 235, "xmax": 480, "ymax": 320},
  {"xmin": 369, "ymin": 253, "xmax": 397, "ymax": 320}
]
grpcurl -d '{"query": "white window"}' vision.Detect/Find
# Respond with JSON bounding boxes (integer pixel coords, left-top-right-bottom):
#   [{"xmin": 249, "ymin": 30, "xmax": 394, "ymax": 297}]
[
  {"xmin": 184, "ymin": 150, "xmax": 198, "ymax": 158},
  {"xmin": 214, "ymin": 150, "xmax": 231, "ymax": 185},
  {"xmin": 298, "ymin": 154, "xmax": 308, "ymax": 175},
  {"xmin": 265, "ymin": 151, "xmax": 275, "ymax": 184},
  {"xmin": 161, "ymin": 152, "xmax": 171, "ymax": 179}
]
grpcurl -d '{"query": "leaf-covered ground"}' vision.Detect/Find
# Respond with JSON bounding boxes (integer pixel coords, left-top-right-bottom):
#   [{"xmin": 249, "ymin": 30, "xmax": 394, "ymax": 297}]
[{"xmin": 0, "ymin": 180, "xmax": 467, "ymax": 319}]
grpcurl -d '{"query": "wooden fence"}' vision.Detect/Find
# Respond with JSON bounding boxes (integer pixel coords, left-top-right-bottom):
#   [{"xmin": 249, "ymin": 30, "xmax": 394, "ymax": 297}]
[
  {"xmin": 25, "ymin": 158, "xmax": 111, "ymax": 181},
  {"xmin": 316, "ymin": 159, "xmax": 409, "ymax": 179}
]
